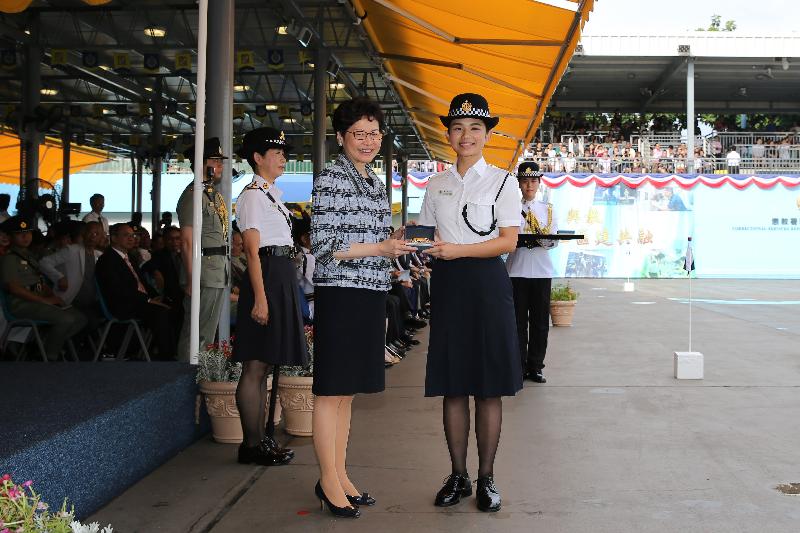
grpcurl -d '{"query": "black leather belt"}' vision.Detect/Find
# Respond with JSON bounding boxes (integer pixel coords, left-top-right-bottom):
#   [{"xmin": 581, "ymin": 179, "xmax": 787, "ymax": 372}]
[
  {"xmin": 202, "ymin": 246, "xmax": 230, "ymax": 256},
  {"xmin": 258, "ymin": 245, "xmax": 298, "ymax": 258}
]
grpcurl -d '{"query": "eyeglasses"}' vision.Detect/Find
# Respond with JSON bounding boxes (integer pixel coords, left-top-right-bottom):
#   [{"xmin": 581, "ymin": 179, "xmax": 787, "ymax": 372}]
[{"xmin": 346, "ymin": 130, "xmax": 384, "ymax": 142}]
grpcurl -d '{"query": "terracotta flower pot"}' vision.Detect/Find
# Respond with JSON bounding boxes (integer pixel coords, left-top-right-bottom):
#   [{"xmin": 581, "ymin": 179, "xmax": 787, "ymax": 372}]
[
  {"xmin": 277, "ymin": 375, "xmax": 314, "ymax": 437},
  {"xmin": 198, "ymin": 380, "xmax": 242, "ymax": 444},
  {"xmin": 199, "ymin": 377, "xmax": 281, "ymax": 444},
  {"xmin": 550, "ymin": 300, "xmax": 577, "ymax": 327}
]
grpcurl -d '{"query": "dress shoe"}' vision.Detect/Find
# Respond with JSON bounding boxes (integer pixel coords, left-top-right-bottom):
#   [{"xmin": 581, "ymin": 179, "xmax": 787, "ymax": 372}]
[
  {"xmin": 526, "ymin": 372, "xmax": 546, "ymax": 383},
  {"xmin": 400, "ymin": 334, "xmax": 420, "ymax": 346},
  {"xmin": 405, "ymin": 317, "xmax": 427, "ymax": 329},
  {"xmin": 315, "ymin": 481, "xmax": 360, "ymax": 518},
  {"xmin": 390, "ymin": 341, "xmax": 409, "ymax": 353},
  {"xmin": 237, "ymin": 442, "xmax": 292, "ymax": 466},
  {"xmin": 346, "ymin": 492, "xmax": 376, "ymax": 507},
  {"xmin": 261, "ymin": 435, "xmax": 294, "ymax": 459},
  {"xmin": 434, "ymin": 473, "xmax": 472, "ymax": 507},
  {"xmin": 476, "ymin": 475, "xmax": 501, "ymax": 512}
]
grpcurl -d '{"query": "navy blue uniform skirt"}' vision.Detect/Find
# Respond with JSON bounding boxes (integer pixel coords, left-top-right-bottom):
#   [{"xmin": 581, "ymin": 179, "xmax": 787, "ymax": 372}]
[
  {"xmin": 313, "ymin": 286, "xmax": 387, "ymax": 396},
  {"xmin": 425, "ymin": 257, "xmax": 523, "ymax": 398},
  {"xmin": 233, "ymin": 255, "xmax": 309, "ymax": 366}
]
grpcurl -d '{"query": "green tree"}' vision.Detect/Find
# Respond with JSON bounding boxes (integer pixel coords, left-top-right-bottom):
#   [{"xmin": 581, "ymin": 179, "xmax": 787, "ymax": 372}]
[{"xmin": 696, "ymin": 14, "xmax": 736, "ymax": 32}]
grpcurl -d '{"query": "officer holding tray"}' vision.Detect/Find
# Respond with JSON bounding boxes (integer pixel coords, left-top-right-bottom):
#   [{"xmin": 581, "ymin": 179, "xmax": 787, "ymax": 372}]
[
  {"xmin": 505, "ymin": 161, "xmax": 559, "ymax": 384},
  {"xmin": 176, "ymin": 138, "xmax": 230, "ymax": 362}
]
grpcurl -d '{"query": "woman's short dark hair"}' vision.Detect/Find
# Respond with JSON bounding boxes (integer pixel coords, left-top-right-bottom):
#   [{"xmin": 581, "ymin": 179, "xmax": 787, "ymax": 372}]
[{"xmin": 332, "ymin": 96, "xmax": 385, "ymax": 135}]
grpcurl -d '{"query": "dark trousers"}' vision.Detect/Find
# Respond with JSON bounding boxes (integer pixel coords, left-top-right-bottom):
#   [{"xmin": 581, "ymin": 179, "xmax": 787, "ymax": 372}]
[
  {"xmin": 511, "ymin": 277, "xmax": 551, "ymax": 373},
  {"xmin": 385, "ymin": 294, "xmax": 403, "ymax": 343}
]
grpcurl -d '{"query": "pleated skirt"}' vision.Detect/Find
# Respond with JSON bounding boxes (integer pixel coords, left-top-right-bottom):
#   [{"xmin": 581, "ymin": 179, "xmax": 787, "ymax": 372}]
[
  {"xmin": 232, "ymin": 255, "xmax": 309, "ymax": 366},
  {"xmin": 312, "ymin": 286, "xmax": 387, "ymax": 396},
  {"xmin": 425, "ymin": 257, "xmax": 523, "ymax": 397}
]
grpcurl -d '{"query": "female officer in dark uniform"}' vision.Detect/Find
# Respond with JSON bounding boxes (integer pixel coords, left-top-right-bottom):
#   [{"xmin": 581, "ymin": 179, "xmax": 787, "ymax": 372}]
[
  {"xmin": 233, "ymin": 127, "xmax": 308, "ymax": 466},
  {"xmin": 419, "ymin": 93, "xmax": 522, "ymax": 513}
]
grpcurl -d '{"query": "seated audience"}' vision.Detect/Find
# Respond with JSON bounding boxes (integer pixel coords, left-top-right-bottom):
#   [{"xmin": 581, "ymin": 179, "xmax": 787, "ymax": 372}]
[
  {"xmin": 0, "ymin": 216, "xmax": 87, "ymax": 361},
  {"xmin": 39, "ymin": 221, "xmax": 104, "ymax": 331},
  {"xmin": 142, "ymin": 225, "xmax": 184, "ymax": 335},
  {"xmin": 95, "ymin": 223, "xmax": 176, "ymax": 360}
]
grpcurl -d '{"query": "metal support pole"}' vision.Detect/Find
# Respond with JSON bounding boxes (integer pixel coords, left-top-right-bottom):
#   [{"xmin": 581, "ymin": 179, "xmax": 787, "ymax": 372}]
[
  {"xmin": 130, "ymin": 154, "xmax": 136, "ymax": 216},
  {"xmin": 151, "ymin": 83, "xmax": 163, "ymax": 232},
  {"xmin": 62, "ymin": 129, "xmax": 70, "ymax": 203},
  {"xmin": 207, "ymin": 0, "xmax": 234, "ymax": 343},
  {"xmin": 383, "ymin": 134, "xmax": 394, "ymax": 202},
  {"xmin": 400, "ymin": 156, "xmax": 409, "ymax": 226},
  {"xmin": 190, "ymin": 0, "xmax": 210, "ymax": 365},
  {"xmin": 136, "ymin": 158, "xmax": 143, "ymax": 213},
  {"xmin": 21, "ymin": 16, "xmax": 41, "ymax": 189},
  {"xmin": 686, "ymin": 57, "xmax": 695, "ymax": 173},
  {"xmin": 313, "ymin": 48, "xmax": 330, "ymax": 179}
]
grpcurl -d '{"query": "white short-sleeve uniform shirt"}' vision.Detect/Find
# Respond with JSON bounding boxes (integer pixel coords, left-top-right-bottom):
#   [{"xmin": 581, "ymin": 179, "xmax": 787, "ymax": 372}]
[
  {"xmin": 418, "ymin": 158, "xmax": 520, "ymax": 245},
  {"xmin": 506, "ymin": 199, "xmax": 559, "ymax": 279},
  {"xmin": 235, "ymin": 174, "xmax": 294, "ymax": 248}
]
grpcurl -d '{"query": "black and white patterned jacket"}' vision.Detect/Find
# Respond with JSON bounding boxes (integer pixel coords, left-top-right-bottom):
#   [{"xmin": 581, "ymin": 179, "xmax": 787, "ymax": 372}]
[{"xmin": 311, "ymin": 153, "xmax": 392, "ymax": 291}]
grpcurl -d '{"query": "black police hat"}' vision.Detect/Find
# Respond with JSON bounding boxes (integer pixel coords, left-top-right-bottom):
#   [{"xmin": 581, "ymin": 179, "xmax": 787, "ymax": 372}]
[
  {"xmin": 517, "ymin": 161, "xmax": 543, "ymax": 180},
  {"xmin": 439, "ymin": 93, "xmax": 500, "ymax": 130},
  {"xmin": 182, "ymin": 137, "xmax": 228, "ymax": 160},
  {"xmin": 236, "ymin": 127, "xmax": 292, "ymax": 159},
  {"xmin": 0, "ymin": 216, "xmax": 34, "ymax": 234}
]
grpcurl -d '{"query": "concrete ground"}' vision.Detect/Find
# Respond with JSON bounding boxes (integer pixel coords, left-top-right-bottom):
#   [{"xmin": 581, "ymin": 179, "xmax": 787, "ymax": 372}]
[{"xmin": 90, "ymin": 279, "xmax": 800, "ymax": 533}]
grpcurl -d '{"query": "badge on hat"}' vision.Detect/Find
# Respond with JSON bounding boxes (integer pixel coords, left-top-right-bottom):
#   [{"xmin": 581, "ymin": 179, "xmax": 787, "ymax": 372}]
[
  {"xmin": 517, "ymin": 161, "xmax": 543, "ymax": 180},
  {"xmin": 440, "ymin": 93, "xmax": 499, "ymax": 130}
]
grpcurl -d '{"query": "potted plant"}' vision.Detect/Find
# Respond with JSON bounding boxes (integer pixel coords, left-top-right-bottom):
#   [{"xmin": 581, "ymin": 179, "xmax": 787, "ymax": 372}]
[
  {"xmin": 277, "ymin": 326, "xmax": 314, "ymax": 437},
  {"xmin": 0, "ymin": 474, "xmax": 113, "ymax": 532},
  {"xmin": 550, "ymin": 283, "xmax": 579, "ymax": 327},
  {"xmin": 196, "ymin": 340, "xmax": 283, "ymax": 444},
  {"xmin": 196, "ymin": 340, "xmax": 243, "ymax": 443}
]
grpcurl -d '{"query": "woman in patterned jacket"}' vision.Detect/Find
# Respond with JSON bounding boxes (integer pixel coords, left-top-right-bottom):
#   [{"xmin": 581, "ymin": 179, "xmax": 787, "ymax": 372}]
[{"xmin": 310, "ymin": 96, "xmax": 414, "ymax": 518}]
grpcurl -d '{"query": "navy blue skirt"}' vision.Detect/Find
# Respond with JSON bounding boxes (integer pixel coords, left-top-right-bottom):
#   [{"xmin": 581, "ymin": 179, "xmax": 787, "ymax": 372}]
[
  {"xmin": 233, "ymin": 255, "xmax": 309, "ymax": 366},
  {"xmin": 425, "ymin": 257, "xmax": 523, "ymax": 397},
  {"xmin": 313, "ymin": 286, "xmax": 387, "ymax": 396}
]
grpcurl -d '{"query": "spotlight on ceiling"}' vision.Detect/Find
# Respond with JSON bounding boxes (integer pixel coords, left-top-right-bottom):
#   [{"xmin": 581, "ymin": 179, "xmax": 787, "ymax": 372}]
[
  {"xmin": 329, "ymin": 82, "xmax": 346, "ymax": 90},
  {"xmin": 144, "ymin": 26, "xmax": 167, "ymax": 38},
  {"xmin": 265, "ymin": 104, "xmax": 278, "ymax": 111},
  {"xmin": 234, "ymin": 84, "xmax": 250, "ymax": 92},
  {"xmin": 40, "ymin": 88, "xmax": 58, "ymax": 96}
]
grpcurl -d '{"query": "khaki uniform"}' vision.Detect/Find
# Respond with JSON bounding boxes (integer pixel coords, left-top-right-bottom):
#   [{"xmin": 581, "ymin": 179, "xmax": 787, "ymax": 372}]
[
  {"xmin": 175, "ymin": 181, "xmax": 229, "ymax": 362},
  {"xmin": 0, "ymin": 246, "xmax": 87, "ymax": 360}
]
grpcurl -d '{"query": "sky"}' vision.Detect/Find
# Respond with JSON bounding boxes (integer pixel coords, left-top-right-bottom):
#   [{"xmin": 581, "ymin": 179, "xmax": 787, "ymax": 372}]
[{"xmin": 581, "ymin": 0, "xmax": 800, "ymax": 35}]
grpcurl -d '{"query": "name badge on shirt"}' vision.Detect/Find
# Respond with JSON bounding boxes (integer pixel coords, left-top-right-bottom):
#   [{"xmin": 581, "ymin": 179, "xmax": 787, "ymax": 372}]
[
  {"xmin": 439, "ymin": 190, "xmax": 454, "ymax": 196},
  {"xmin": 20, "ymin": 260, "xmax": 27, "ymax": 265}
]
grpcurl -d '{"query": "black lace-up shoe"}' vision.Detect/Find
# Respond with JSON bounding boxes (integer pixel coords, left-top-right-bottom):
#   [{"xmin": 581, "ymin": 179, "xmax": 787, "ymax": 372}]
[
  {"xmin": 434, "ymin": 473, "xmax": 472, "ymax": 507},
  {"xmin": 476, "ymin": 475, "xmax": 501, "ymax": 512}
]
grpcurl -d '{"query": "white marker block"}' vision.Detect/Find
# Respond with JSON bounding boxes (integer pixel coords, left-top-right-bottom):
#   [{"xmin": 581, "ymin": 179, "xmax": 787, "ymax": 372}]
[
  {"xmin": 674, "ymin": 351, "xmax": 704, "ymax": 380},
  {"xmin": 623, "ymin": 282, "xmax": 635, "ymax": 292}
]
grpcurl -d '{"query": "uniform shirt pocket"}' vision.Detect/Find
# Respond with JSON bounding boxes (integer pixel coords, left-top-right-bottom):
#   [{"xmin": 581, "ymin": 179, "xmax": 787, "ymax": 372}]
[{"xmin": 463, "ymin": 195, "xmax": 496, "ymax": 234}]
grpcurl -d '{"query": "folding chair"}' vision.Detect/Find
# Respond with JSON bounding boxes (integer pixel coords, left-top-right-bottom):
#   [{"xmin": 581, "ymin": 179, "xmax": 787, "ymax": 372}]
[
  {"xmin": 0, "ymin": 290, "xmax": 78, "ymax": 362},
  {"xmin": 93, "ymin": 281, "xmax": 151, "ymax": 362}
]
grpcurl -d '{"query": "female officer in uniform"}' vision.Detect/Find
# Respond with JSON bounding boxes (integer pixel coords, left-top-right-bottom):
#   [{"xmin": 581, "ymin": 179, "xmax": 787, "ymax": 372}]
[
  {"xmin": 419, "ymin": 93, "xmax": 522, "ymax": 513},
  {"xmin": 233, "ymin": 127, "xmax": 308, "ymax": 466}
]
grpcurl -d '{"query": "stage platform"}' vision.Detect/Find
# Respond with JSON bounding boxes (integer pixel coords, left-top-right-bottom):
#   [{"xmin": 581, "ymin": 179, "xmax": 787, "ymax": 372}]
[{"xmin": 0, "ymin": 363, "xmax": 206, "ymax": 517}]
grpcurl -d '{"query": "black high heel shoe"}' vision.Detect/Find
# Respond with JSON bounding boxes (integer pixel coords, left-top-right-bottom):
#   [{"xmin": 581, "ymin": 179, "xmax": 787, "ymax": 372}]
[
  {"xmin": 347, "ymin": 492, "xmax": 376, "ymax": 507},
  {"xmin": 315, "ymin": 481, "xmax": 360, "ymax": 518}
]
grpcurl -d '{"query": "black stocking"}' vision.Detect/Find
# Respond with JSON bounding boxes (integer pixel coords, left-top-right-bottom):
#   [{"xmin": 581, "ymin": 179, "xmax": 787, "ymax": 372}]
[
  {"xmin": 475, "ymin": 397, "xmax": 502, "ymax": 478},
  {"xmin": 236, "ymin": 360, "xmax": 271, "ymax": 447},
  {"xmin": 443, "ymin": 396, "xmax": 470, "ymax": 475}
]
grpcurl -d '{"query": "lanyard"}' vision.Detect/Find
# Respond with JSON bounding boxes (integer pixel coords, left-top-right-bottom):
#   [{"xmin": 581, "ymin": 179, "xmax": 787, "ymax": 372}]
[
  {"xmin": 246, "ymin": 181, "xmax": 293, "ymax": 234},
  {"xmin": 461, "ymin": 172, "xmax": 511, "ymax": 237}
]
